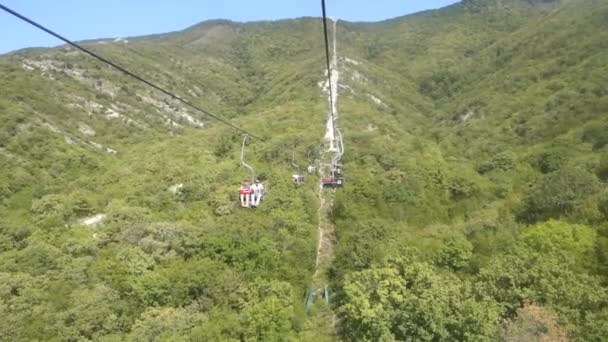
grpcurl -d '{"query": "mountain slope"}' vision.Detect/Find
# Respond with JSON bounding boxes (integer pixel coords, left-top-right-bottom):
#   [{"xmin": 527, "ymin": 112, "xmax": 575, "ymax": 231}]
[{"xmin": 332, "ymin": 1, "xmax": 608, "ymax": 340}]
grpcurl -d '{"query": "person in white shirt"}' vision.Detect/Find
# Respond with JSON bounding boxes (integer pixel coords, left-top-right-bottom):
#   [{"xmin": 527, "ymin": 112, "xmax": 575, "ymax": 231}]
[{"xmin": 251, "ymin": 179, "xmax": 264, "ymax": 207}]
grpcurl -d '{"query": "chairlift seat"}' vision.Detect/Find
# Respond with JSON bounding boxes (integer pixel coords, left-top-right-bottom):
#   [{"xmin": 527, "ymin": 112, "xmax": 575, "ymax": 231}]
[
  {"xmin": 322, "ymin": 177, "xmax": 344, "ymax": 188},
  {"xmin": 293, "ymin": 174, "xmax": 305, "ymax": 185}
]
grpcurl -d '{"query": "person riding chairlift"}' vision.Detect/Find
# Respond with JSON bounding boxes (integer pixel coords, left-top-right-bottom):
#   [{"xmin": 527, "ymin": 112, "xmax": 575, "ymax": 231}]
[
  {"xmin": 293, "ymin": 174, "xmax": 304, "ymax": 185},
  {"xmin": 239, "ymin": 181, "xmax": 251, "ymax": 207},
  {"xmin": 251, "ymin": 179, "xmax": 264, "ymax": 207}
]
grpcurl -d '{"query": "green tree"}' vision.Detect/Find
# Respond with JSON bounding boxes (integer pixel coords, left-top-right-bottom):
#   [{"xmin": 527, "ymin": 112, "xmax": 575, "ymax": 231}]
[
  {"xmin": 49, "ymin": 285, "xmax": 124, "ymax": 341},
  {"xmin": 436, "ymin": 235, "xmax": 473, "ymax": 270},
  {"xmin": 128, "ymin": 307, "xmax": 206, "ymax": 342},
  {"xmin": 478, "ymin": 249, "xmax": 608, "ymax": 335},
  {"xmin": 339, "ymin": 258, "xmax": 500, "ymax": 341},
  {"xmin": 31, "ymin": 194, "xmax": 71, "ymax": 227},
  {"xmin": 520, "ymin": 167, "xmax": 601, "ymax": 223},
  {"xmin": 240, "ymin": 280, "xmax": 297, "ymax": 342},
  {"xmin": 520, "ymin": 220, "xmax": 596, "ymax": 269},
  {"xmin": 583, "ymin": 123, "xmax": 608, "ymax": 150}
]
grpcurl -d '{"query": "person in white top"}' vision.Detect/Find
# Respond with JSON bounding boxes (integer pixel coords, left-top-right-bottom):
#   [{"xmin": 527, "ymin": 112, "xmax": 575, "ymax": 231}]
[{"xmin": 251, "ymin": 179, "xmax": 264, "ymax": 207}]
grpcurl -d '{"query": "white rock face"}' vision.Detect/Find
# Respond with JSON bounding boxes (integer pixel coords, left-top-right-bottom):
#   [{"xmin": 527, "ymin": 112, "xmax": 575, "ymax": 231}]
[
  {"xmin": 168, "ymin": 183, "xmax": 184, "ymax": 194},
  {"xmin": 351, "ymin": 70, "xmax": 368, "ymax": 84},
  {"xmin": 344, "ymin": 57, "xmax": 361, "ymax": 66},
  {"xmin": 78, "ymin": 123, "xmax": 96, "ymax": 136},
  {"xmin": 89, "ymin": 141, "xmax": 117, "ymax": 154},
  {"xmin": 81, "ymin": 214, "xmax": 107, "ymax": 227},
  {"xmin": 22, "ymin": 63, "xmax": 35, "ymax": 71},
  {"xmin": 84, "ymin": 100, "xmax": 104, "ymax": 113},
  {"xmin": 139, "ymin": 94, "xmax": 205, "ymax": 128},
  {"xmin": 368, "ymin": 94, "xmax": 386, "ymax": 107},
  {"xmin": 460, "ymin": 110, "xmax": 475, "ymax": 122},
  {"xmin": 41, "ymin": 119, "xmax": 115, "ymax": 153},
  {"xmin": 105, "ymin": 108, "xmax": 121, "ymax": 119},
  {"xmin": 339, "ymin": 84, "xmax": 355, "ymax": 92},
  {"xmin": 22, "ymin": 59, "xmax": 59, "ymax": 72},
  {"xmin": 64, "ymin": 68, "xmax": 85, "ymax": 80},
  {"xmin": 42, "ymin": 122, "xmax": 61, "ymax": 134},
  {"xmin": 67, "ymin": 96, "xmax": 146, "ymax": 129}
]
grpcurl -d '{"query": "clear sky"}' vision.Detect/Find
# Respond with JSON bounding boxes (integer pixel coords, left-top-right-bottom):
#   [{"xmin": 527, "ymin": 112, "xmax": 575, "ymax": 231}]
[{"xmin": 0, "ymin": 0, "xmax": 460, "ymax": 54}]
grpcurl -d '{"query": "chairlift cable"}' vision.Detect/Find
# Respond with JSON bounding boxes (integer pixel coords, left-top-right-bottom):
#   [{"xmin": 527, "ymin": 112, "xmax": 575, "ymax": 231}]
[{"xmin": 321, "ymin": 0, "xmax": 336, "ymax": 123}]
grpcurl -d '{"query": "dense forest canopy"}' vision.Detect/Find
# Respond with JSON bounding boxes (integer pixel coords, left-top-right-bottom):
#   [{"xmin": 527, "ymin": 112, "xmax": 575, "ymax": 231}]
[{"xmin": 1, "ymin": 0, "xmax": 607, "ymax": 340}]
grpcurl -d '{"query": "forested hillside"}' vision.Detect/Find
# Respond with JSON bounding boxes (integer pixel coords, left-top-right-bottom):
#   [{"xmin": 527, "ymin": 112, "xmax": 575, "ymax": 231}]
[{"xmin": 1, "ymin": 0, "xmax": 607, "ymax": 340}]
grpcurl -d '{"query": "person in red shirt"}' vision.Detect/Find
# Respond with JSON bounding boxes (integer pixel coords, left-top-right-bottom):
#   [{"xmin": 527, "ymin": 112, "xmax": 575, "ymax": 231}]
[{"xmin": 239, "ymin": 181, "xmax": 251, "ymax": 207}]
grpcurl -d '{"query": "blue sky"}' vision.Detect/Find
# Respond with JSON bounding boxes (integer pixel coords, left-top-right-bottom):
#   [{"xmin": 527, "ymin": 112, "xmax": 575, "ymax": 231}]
[{"xmin": 0, "ymin": 0, "xmax": 459, "ymax": 54}]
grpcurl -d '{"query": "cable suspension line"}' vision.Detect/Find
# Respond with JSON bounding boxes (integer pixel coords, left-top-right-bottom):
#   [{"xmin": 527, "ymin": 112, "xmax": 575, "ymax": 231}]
[{"xmin": 321, "ymin": 0, "xmax": 336, "ymax": 123}]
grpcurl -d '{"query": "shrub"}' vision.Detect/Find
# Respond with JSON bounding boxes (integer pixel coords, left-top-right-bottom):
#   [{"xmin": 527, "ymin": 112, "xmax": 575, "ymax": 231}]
[{"xmin": 520, "ymin": 167, "xmax": 601, "ymax": 223}]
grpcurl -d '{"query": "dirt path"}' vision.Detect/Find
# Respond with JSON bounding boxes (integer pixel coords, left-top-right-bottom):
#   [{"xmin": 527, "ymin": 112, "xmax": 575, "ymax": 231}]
[
  {"xmin": 313, "ymin": 165, "xmax": 336, "ymax": 286},
  {"xmin": 314, "ymin": 17, "xmax": 339, "ymax": 287},
  {"xmin": 307, "ymin": 21, "xmax": 341, "ymax": 341}
]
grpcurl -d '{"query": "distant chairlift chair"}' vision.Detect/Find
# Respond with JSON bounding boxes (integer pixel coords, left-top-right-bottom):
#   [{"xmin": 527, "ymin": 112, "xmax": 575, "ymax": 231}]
[
  {"xmin": 293, "ymin": 174, "xmax": 305, "ymax": 185},
  {"xmin": 240, "ymin": 134, "xmax": 262, "ymax": 207},
  {"xmin": 323, "ymin": 129, "xmax": 345, "ymax": 188},
  {"xmin": 322, "ymin": 168, "xmax": 344, "ymax": 188},
  {"xmin": 291, "ymin": 151, "xmax": 305, "ymax": 186}
]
